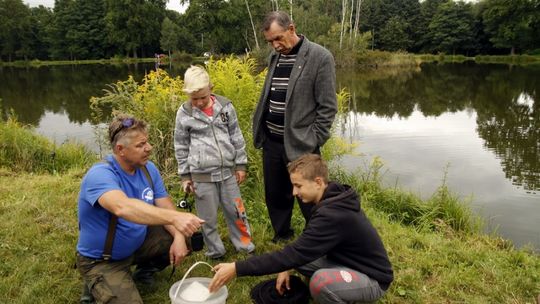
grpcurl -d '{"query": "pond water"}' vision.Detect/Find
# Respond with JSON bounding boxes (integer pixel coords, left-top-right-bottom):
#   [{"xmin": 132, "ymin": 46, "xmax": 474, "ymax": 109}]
[{"xmin": 0, "ymin": 62, "xmax": 538, "ymax": 251}]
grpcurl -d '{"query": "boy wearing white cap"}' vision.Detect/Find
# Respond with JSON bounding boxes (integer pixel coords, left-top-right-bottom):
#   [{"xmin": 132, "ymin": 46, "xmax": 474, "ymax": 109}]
[{"xmin": 174, "ymin": 66, "xmax": 255, "ymax": 259}]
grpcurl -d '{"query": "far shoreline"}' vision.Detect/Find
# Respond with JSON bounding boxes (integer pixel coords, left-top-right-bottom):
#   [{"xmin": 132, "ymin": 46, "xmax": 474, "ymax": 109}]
[{"xmin": 1, "ymin": 52, "xmax": 539, "ymax": 68}]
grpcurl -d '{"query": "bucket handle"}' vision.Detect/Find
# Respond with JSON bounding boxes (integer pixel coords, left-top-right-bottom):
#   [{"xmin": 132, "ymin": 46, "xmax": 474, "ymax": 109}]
[{"xmin": 173, "ymin": 261, "xmax": 214, "ymax": 300}]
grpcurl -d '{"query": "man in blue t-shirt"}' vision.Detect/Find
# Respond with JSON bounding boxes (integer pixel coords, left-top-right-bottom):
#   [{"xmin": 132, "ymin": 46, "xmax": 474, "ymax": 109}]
[{"xmin": 76, "ymin": 115, "xmax": 204, "ymax": 304}]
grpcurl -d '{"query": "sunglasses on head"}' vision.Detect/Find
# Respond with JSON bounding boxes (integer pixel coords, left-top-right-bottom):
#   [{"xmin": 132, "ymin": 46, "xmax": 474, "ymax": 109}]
[{"xmin": 110, "ymin": 118, "xmax": 134, "ymax": 142}]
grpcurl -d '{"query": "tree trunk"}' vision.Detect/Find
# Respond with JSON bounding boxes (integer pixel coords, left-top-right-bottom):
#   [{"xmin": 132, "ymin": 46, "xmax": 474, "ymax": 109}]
[
  {"xmin": 349, "ymin": 0, "xmax": 354, "ymax": 44},
  {"xmin": 271, "ymin": 0, "xmax": 279, "ymax": 11},
  {"xmin": 243, "ymin": 31, "xmax": 252, "ymax": 53},
  {"xmin": 289, "ymin": 0, "xmax": 293, "ymax": 21},
  {"xmin": 340, "ymin": 0, "xmax": 348, "ymax": 50},
  {"xmin": 371, "ymin": 28, "xmax": 375, "ymax": 50},
  {"xmin": 245, "ymin": 0, "xmax": 260, "ymax": 50},
  {"xmin": 354, "ymin": 0, "xmax": 362, "ymax": 41},
  {"xmin": 510, "ymin": 46, "xmax": 515, "ymax": 55},
  {"xmin": 201, "ymin": 33, "xmax": 204, "ymax": 50}
]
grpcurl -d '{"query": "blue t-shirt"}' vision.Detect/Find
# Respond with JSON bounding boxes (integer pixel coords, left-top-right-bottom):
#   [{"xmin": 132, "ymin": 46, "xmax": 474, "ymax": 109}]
[{"xmin": 76, "ymin": 155, "xmax": 168, "ymax": 260}]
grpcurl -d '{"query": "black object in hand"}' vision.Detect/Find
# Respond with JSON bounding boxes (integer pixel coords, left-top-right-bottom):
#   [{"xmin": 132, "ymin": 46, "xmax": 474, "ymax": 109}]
[{"xmin": 190, "ymin": 231, "xmax": 204, "ymax": 252}]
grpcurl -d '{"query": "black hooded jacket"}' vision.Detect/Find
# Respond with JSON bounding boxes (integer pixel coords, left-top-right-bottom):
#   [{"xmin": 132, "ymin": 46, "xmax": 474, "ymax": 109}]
[{"xmin": 236, "ymin": 182, "xmax": 393, "ymax": 290}]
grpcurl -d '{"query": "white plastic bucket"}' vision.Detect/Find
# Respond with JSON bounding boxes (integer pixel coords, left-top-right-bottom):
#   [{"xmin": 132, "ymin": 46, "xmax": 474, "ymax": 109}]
[
  {"xmin": 169, "ymin": 261, "xmax": 228, "ymax": 304},
  {"xmin": 169, "ymin": 277, "xmax": 228, "ymax": 304}
]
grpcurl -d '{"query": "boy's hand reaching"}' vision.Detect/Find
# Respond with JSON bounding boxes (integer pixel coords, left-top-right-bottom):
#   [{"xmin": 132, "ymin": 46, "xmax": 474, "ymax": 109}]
[
  {"xmin": 276, "ymin": 271, "xmax": 291, "ymax": 295},
  {"xmin": 235, "ymin": 170, "xmax": 246, "ymax": 184},
  {"xmin": 182, "ymin": 180, "xmax": 194, "ymax": 193},
  {"xmin": 209, "ymin": 263, "xmax": 236, "ymax": 293}
]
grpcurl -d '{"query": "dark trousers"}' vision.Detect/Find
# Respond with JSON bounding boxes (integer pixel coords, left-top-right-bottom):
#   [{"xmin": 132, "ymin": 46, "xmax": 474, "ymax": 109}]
[
  {"xmin": 263, "ymin": 138, "xmax": 314, "ymax": 238},
  {"xmin": 76, "ymin": 226, "xmax": 172, "ymax": 303}
]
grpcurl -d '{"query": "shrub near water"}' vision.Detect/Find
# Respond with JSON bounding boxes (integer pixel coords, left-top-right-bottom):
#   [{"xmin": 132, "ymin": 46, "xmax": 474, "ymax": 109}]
[
  {"xmin": 0, "ymin": 118, "xmax": 96, "ymax": 173},
  {"xmin": 91, "ymin": 69, "xmax": 185, "ymax": 177},
  {"xmin": 91, "ymin": 56, "xmax": 266, "ymax": 195},
  {"xmin": 332, "ymin": 158, "xmax": 480, "ymax": 234}
]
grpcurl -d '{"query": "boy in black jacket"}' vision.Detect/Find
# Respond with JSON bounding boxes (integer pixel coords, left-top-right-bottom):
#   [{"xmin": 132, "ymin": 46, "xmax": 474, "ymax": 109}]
[{"xmin": 209, "ymin": 154, "xmax": 393, "ymax": 303}]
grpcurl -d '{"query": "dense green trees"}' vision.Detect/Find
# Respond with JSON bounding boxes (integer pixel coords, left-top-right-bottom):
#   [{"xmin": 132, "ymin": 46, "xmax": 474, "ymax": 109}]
[
  {"xmin": 425, "ymin": 1, "xmax": 476, "ymax": 55},
  {"xmin": 481, "ymin": 0, "xmax": 538, "ymax": 55},
  {"xmin": 0, "ymin": 0, "xmax": 33, "ymax": 61},
  {"xmin": 0, "ymin": 0, "xmax": 538, "ymax": 61},
  {"xmin": 105, "ymin": 0, "xmax": 166, "ymax": 58},
  {"xmin": 160, "ymin": 17, "xmax": 181, "ymax": 58}
]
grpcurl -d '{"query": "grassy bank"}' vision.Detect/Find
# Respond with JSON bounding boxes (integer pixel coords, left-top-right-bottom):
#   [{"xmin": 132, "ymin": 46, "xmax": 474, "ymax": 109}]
[
  {"xmin": 417, "ymin": 53, "xmax": 540, "ymax": 65},
  {"xmin": 0, "ymin": 57, "xmax": 157, "ymax": 67},
  {"xmin": 354, "ymin": 51, "xmax": 420, "ymax": 68},
  {"xmin": 0, "ymin": 118, "xmax": 96, "ymax": 173},
  {"xmin": 1, "ymin": 163, "xmax": 539, "ymax": 303},
  {"xmin": 3, "ymin": 52, "xmax": 539, "ymax": 69},
  {"xmin": 333, "ymin": 50, "xmax": 540, "ymax": 69}
]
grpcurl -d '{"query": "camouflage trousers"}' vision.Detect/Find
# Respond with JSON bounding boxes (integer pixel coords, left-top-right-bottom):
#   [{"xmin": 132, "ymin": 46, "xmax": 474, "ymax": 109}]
[{"xmin": 76, "ymin": 226, "xmax": 173, "ymax": 303}]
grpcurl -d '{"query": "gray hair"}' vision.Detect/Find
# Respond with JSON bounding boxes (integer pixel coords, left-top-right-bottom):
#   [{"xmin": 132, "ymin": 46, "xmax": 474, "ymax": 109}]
[
  {"xmin": 108, "ymin": 114, "xmax": 148, "ymax": 149},
  {"xmin": 262, "ymin": 11, "xmax": 292, "ymax": 31}
]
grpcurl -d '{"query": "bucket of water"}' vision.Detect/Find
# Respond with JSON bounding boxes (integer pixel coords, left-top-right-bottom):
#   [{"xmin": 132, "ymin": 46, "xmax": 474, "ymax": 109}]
[
  {"xmin": 169, "ymin": 277, "xmax": 227, "ymax": 304},
  {"xmin": 169, "ymin": 261, "xmax": 228, "ymax": 304}
]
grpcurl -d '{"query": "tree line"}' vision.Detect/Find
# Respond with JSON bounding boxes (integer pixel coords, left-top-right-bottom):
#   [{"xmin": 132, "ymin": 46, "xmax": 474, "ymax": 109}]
[{"xmin": 0, "ymin": 0, "xmax": 539, "ymax": 62}]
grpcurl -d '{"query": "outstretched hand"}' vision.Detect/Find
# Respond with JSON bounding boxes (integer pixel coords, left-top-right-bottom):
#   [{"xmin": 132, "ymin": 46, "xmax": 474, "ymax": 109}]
[
  {"xmin": 172, "ymin": 212, "xmax": 204, "ymax": 237},
  {"xmin": 208, "ymin": 263, "xmax": 236, "ymax": 293}
]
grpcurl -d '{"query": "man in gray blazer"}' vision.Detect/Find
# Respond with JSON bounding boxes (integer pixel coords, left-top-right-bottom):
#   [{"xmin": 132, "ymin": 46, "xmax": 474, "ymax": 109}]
[{"xmin": 252, "ymin": 11, "xmax": 337, "ymax": 242}]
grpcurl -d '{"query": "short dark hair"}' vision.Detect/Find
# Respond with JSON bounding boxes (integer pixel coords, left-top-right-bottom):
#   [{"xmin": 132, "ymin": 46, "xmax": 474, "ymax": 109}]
[
  {"xmin": 108, "ymin": 114, "xmax": 148, "ymax": 148},
  {"xmin": 262, "ymin": 11, "xmax": 292, "ymax": 31},
  {"xmin": 287, "ymin": 154, "xmax": 329, "ymax": 183}
]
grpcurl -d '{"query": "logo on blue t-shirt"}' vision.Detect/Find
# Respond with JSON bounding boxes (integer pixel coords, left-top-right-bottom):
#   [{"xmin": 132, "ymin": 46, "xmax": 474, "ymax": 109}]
[{"xmin": 141, "ymin": 187, "xmax": 154, "ymax": 203}]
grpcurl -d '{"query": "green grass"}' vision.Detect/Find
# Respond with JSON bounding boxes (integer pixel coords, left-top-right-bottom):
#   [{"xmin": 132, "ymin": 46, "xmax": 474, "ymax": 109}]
[
  {"xmin": 0, "ymin": 121, "xmax": 537, "ymax": 303},
  {"xmin": 1, "ymin": 164, "xmax": 539, "ymax": 303},
  {"xmin": 417, "ymin": 53, "xmax": 540, "ymax": 65},
  {"xmin": 355, "ymin": 50, "xmax": 420, "ymax": 68},
  {"xmin": 0, "ymin": 57, "xmax": 157, "ymax": 67},
  {"xmin": 0, "ymin": 118, "xmax": 97, "ymax": 173},
  {"xmin": 475, "ymin": 54, "xmax": 540, "ymax": 65}
]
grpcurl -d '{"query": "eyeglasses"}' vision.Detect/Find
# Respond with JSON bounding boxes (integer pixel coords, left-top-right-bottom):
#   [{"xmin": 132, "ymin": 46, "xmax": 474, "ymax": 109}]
[{"xmin": 110, "ymin": 118, "xmax": 134, "ymax": 142}]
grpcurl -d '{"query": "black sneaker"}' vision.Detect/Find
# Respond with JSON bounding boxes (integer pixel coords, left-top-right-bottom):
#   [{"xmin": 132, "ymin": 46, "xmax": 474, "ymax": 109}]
[
  {"xmin": 271, "ymin": 230, "xmax": 294, "ymax": 243},
  {"xmin": 209, "ymin": 254, "xmax": 225, "ymax": 261},
  {"xmin": 80, "ymin": 283, "xmax": 94, "ymax": 304}
]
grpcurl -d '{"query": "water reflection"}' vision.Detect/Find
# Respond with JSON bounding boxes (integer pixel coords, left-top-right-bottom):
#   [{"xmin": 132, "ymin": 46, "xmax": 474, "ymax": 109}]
[
  {"xmin": 338, "ymin": 63, "xmax": 540, "ymax": 192},
  {"xmin": 0, "ymin": 64, "xmax": 156, "ymax": 125}
]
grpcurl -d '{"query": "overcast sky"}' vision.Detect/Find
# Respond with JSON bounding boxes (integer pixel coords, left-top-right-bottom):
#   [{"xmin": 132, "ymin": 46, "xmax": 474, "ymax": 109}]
[{"xmin": 24, "ymin": 0, "xmax": 186, "ymax": 13}]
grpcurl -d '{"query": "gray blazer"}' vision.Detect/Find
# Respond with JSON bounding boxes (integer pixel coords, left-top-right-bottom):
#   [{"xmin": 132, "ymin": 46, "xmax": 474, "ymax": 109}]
[{"xmin": 252, "ymin": 37, "xmax": 337, "ymax": 161}]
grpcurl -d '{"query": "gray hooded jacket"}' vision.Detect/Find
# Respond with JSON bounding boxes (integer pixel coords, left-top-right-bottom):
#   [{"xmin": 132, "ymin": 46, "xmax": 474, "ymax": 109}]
[{"xmin": 174, "ymin": 94, "xmax": 247, "ymax": 182}]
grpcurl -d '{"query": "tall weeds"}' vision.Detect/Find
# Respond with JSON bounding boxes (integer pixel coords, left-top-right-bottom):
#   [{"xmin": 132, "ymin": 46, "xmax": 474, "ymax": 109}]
[
  {"xmin": 206, "ymin": 56, "xmax": 266, "ymax": 200},
  {"xmin": 90, "ymin": 69, "xmax": 185, "ymax": 178},
  {"xmin": 0, "ymin": 118, "xmax": 96, "ymax": 173},
  {"xmin": 90, "ymin": 57, "xmax": 267, "ymax": 199},
  {"xmin": 332, "ymin": 158, "xmax": 480, "ymax": 234}
]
